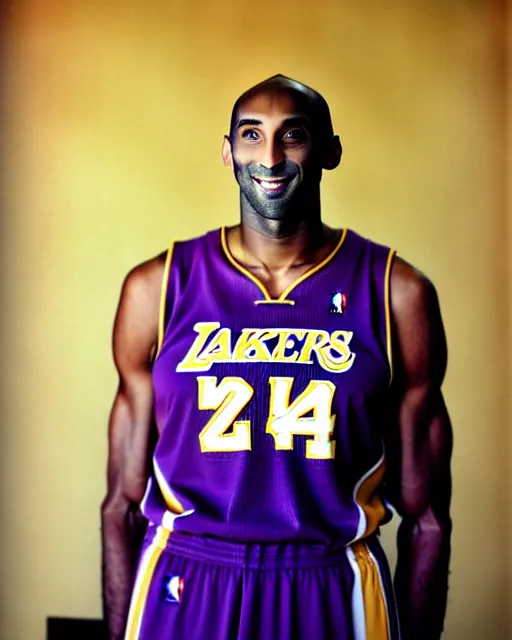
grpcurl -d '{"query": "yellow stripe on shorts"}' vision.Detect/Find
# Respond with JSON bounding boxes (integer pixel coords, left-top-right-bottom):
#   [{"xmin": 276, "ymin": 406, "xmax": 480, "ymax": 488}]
[
  {"xmin": 347, "ymin": 541, "xmax": 390, "ymax": 640},
  {"xmin": 124, "ymin": 526, "xmax": 171, "ymax": 640}
]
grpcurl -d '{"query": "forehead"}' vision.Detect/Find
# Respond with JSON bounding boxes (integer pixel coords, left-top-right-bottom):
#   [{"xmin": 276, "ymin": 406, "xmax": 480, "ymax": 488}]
[{"xmin": 236, "ymin": 88, "xmax": 315, "ymax": 126}]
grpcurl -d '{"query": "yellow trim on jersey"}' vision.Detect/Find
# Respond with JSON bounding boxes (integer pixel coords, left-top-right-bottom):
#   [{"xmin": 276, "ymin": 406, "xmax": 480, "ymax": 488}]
[
  {"xmin": 354, "ymin": 455, "xmax": 388, "ymax": 540},
  {"xmin": 155, "ymin": 243, "xmax": 175, "ymax": 359},
  {"xmin": 384, "ymin": 249, "xmax": 396, "ymax": 386},
  {"xmin": 125, "ymin": 526, "xmax": 171, "ymax": 640},
  {"xmin": 154, "ymin": 460, "xmax": 185, "ymax": 514},
  {"xmin": 220, "ymin": 227, "xmax": 347, "ymax": 303},
  {"xmin": 278, "ymin": 228, "xmax": 347, "ymax": 300},
  {"xmin": 352, "ymin": 541, "xmax": 390, "ymax": 640},
  {"xmin": 221, "ymin": 227, "xmax": 272, "ymax": 301}
]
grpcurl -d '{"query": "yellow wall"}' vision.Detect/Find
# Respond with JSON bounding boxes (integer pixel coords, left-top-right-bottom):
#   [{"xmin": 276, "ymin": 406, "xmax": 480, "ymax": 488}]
[{"xmin": 1, "ymin": 2, "xmax": 510, "ymax": 638}]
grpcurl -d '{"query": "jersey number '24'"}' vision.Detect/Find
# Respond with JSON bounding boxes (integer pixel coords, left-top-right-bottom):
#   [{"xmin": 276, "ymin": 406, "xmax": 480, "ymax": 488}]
[{"xmin": 197, "ymin": 376, "xmax": 336, "ymax": 459}]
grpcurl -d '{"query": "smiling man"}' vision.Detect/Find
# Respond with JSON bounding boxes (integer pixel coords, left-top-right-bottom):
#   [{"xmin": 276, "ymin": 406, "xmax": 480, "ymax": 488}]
[{"xmin": 101, "ymin": 75, "xmax": 452, "ymax": 640}]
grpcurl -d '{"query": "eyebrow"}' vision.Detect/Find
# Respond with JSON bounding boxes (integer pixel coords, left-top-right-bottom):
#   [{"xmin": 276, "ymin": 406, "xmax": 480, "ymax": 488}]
[{"xmin": 236, "ymin": 116, "xmax": 311, "ymax": 130}]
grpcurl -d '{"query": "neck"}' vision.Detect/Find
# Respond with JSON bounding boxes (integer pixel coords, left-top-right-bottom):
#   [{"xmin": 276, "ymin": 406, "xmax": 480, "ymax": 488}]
[{"xmin": 238, "ymin": 213, "xmax": 328, "ymax": 272}]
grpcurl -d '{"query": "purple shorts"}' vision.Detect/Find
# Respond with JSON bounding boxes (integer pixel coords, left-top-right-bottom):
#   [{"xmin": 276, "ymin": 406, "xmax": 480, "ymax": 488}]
[{"xmin": 125, "ymin": 525, "xmax": 400, "ymax": 640}]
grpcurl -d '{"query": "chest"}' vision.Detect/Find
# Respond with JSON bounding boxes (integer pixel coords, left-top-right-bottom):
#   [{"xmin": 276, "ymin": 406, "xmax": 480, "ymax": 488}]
[
  {"xmin": 154, "ymin": 275, "xmax": 389, "ymax": 424},
  {"xmin": 152, "ymin": 231, "xmax": 392, "ymax": 459}
]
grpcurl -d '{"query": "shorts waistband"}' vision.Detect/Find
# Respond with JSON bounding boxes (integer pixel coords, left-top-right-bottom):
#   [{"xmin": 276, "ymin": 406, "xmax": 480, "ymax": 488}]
[{"xmin": 146, "ymin": 525, "xmax": 380, "ymax": 570}]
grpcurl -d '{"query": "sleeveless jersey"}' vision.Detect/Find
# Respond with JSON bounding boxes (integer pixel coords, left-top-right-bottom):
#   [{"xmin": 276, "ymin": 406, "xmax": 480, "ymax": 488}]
[{"xmin": 141, "ymin": 227, "xmax": 396, "ymax": 545}]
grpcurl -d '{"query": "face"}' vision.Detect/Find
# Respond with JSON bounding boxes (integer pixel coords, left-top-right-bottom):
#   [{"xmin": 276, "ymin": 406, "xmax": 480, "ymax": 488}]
[{"xmin": 223, "ymin": 90, "xmax": 325, "ymax": 221}]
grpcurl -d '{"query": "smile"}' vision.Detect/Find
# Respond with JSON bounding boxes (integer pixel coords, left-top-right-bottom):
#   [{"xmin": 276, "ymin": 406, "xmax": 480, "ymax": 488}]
[{"xmin": 252, "ymin": 177, "xmax": 290, "ymax": 193}]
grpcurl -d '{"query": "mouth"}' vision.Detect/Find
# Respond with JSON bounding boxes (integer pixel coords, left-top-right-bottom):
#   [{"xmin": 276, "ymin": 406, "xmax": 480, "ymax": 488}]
[{"xmin": 252, "ymin": 176, "xmax": 291, "ymax": 194}]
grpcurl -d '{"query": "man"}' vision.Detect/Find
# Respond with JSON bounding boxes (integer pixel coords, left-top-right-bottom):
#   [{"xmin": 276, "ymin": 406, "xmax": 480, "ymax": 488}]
[{"xmin": 101, "ymin": 74, "xmax": 452, "ymax": 640}]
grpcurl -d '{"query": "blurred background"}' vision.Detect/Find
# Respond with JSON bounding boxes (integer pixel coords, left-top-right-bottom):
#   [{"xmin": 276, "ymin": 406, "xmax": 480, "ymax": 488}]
[{"xmin": 1, "ymin": 1, "xmax": 510, "ymax": 638}]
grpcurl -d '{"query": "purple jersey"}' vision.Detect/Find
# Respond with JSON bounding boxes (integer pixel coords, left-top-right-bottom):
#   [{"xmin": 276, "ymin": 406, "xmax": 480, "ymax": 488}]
[{"xmin": 141, "ymin": 227, "xmax": 396, "ymax": 545}]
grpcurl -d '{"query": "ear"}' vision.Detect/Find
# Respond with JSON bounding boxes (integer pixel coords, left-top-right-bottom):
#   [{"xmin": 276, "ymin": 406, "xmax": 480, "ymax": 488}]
[
  {"xmin": 222, "ymin": 135, "xmax": 233, "ymax": 167},
  {"xmin": 323, "ymin": 135, "xmax": 342, "ymax": 171}
]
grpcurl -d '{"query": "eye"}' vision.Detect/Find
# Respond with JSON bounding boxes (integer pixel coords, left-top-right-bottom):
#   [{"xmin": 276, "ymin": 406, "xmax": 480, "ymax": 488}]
[
  {"xmin": 240, "ymin": 129, "xmax": 260, "ymax": 141},
  {"xmin": 283, "ymin": 128, "xmax": 308, "ymax": 143}
]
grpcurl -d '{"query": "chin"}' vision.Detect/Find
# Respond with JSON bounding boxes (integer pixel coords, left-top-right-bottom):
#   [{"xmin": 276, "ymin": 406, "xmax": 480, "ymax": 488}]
[
  {"xmin": 246, "ymin": 189, "xmax": 300, "ymax": 220},
  {"xmin": 250, "ymin": 197, "xmax": 292, "ymax": 220},
  {"xmin": 254, "ymin": 204, "xmax": 305, "ymax": 227}
]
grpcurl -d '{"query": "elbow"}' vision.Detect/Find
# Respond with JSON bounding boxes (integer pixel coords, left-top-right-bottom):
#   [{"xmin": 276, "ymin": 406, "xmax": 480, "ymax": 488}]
[
  {"xmin": 101, "ymin": 486, "xmax": 134, "ymax": 527},
  {"xmin": 399, "ymin": 506, "xmax": 452, "ymax": 545},
  {"xmin": 418, "ymin": 513, "xmax": 451, "ymax": 542},
  {"xmin": 101, "ymin": 478, "xmax": 146, "ymax": 525}
]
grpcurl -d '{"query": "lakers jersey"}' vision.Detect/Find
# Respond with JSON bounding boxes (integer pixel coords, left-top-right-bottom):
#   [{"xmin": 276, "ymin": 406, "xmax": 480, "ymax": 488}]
[{"xmin": 141, "ymin": 227, "xmax": 396, "ymax": 545}]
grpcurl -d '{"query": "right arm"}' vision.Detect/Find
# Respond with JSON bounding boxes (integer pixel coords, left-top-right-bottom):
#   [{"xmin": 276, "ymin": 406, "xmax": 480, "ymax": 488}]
[{"xmin": 101, "ymin": 255, "xmax": 165, "ymax": 640}]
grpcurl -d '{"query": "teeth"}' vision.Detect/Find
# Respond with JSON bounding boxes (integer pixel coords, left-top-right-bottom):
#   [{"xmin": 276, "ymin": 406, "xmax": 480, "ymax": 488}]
[{"xmin": 260, "ymin": 180, "xmax": 284, "ymax": 190}]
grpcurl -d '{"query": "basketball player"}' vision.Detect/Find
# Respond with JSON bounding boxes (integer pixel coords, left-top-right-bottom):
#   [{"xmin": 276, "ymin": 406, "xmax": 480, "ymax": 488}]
[{"xmin": 101, "ymin": 75, "xmax": 452, "ymax": 640}]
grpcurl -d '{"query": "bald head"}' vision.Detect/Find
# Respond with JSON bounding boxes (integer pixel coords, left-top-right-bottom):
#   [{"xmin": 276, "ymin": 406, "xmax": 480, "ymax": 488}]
[
  {"xmin": 229, "ymin": 74, "xmax": 334, "ymax": 144},
  {"xmin": 222, "ymin": 74, "xmax": 342, "ymax": 223}
]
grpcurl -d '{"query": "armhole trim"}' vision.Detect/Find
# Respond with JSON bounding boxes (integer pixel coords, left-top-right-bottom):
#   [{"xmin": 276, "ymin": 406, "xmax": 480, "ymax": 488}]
[
  {"xmin": 385, "ymin": 249, "xmax": 396, "ymax": 386},
  {"xmin": 155, "ymin": 242, "xmax": 174, "ymax": 359}
]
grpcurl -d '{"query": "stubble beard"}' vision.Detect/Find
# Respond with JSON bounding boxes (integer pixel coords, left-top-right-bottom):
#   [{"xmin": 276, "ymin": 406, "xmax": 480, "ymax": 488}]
[{"xmin": 234, "ymin": 160, "xmax": 303, "ymax": 223}]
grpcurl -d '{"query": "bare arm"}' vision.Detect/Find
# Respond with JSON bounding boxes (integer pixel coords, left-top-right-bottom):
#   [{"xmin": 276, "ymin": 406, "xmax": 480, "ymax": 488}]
[
  {"xmin": 101, "ymin": 255, "xmax": 165, "ymax": 640},
  {"xmin": 386, "ymin": 257, "xmax": 453, "ymax": 640}
]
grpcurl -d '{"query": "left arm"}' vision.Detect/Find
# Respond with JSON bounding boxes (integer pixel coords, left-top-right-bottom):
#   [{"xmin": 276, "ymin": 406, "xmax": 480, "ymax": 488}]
[{"xmin": 385, "ymin": 257, "xmax": 453, "ymax": 640}]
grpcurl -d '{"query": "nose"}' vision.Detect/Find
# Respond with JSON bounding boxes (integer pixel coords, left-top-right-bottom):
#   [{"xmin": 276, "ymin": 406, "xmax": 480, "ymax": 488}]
[{"xmin": 260, "ymin": 138, "xmax": 285, "ymax": 170}]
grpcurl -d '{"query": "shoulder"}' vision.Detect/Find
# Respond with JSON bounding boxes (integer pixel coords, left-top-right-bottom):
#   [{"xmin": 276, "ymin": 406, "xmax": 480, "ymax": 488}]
[
  {"xmin": 113, "ymin": 251, "xmax": 168, "ymax": 363},
  {"xmin": 344, "ymin": 229, "xmax": 394, "ymax": 269},
  {"xmin": 390, "ymin": 255, "xmax": 439, "ymax": 321},
  {"xmin": 174, "ymin": 228, "xmax": 221, "ymax": 252},
  {"xmin": 116, "ymin": 227, "xmax": 220, "ymax": 320},
  {"xmin": 121, "ymin": 250, "xmax": 168, "ymax": 309},
  {"xmin": 389, "ymin": 255, "xmax": 447, "ymax": 385},
  {"xmin": 168, "ymin": 228, "xmax": 222, "ymax": 267}
]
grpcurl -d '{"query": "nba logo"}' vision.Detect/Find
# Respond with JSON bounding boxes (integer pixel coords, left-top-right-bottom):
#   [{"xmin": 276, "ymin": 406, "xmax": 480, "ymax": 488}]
[
  {"xmin": 163, "ymin": 574, "xmax": 185, "ymax": 603},
  {"xmin": 330, "ymin": 292, "xmax": 346, "ymax": 314}
]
